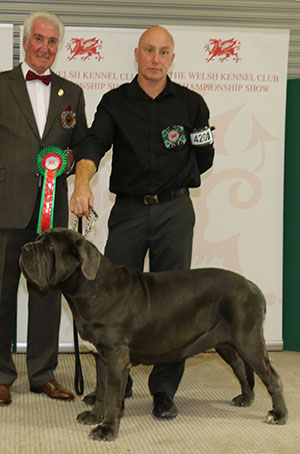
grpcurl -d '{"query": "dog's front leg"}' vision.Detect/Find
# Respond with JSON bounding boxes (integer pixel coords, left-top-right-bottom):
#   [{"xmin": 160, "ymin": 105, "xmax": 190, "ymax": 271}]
[
  {"xmin": 77, "ymin": 353, "xmax": 105, "ymax": 425},
  {"xmin": 89, "ymin": 347, "xmax": 130, "ymax": 442}
]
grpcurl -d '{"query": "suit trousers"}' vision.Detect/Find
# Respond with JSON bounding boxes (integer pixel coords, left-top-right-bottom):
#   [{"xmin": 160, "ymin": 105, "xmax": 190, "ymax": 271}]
[
  {"xmin": 0, "ymin": 200, "xmax": 61, "ymax": 387},
  {"xmin": 104, "ymin": 193, "xmax": 195, "ymax": 398}
]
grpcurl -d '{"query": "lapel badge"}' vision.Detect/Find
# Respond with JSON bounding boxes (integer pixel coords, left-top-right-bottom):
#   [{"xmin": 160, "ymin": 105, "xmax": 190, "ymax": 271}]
[
  {"xmin": 58, "ymin": 89, "xmax": 64, "ymax": 97},
  {"xmin": 61, "ymin": 105, "xmax": 76, "ymax": 129}
]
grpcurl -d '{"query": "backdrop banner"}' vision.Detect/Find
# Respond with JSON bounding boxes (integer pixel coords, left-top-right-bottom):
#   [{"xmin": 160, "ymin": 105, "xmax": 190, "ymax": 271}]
[
  {"xmin": 17, "ymin": 25, "xmax": 289, "ymax": 350},
  {"xmin": 0, "ymin": 24, "xmax": 13, "ymax": 71}
]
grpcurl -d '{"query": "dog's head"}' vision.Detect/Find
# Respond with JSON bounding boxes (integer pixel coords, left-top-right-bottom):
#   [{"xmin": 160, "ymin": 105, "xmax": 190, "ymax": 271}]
[{"xmin": 19, "ymin": 228, "xmax": 101, "ymax": 290}]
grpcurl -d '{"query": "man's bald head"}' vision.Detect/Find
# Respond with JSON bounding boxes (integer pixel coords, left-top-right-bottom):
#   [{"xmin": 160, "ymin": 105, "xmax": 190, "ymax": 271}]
[{"xmin": 137, "ymin": 26, "xmax": 175, "ymax": 52}]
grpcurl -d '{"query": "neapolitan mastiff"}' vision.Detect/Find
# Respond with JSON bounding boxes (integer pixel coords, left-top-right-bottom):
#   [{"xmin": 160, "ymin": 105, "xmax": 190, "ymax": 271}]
[{"xmin": 19, "ymin": 228, "xmax": 288, "ymax": 441}]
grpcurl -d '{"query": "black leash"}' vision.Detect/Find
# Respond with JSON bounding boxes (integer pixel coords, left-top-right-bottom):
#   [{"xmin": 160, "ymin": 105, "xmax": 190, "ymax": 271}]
[
  {"xmin": 72, "ymin": 208, "xmax": 98, "ymax": 396},
  {"xmin": 73, "ymin": 216, "xmax": 84, "ymax": 395},
  {"xmin": 73, "ymin": 319, "xmax": 84, "ymax": 395}
]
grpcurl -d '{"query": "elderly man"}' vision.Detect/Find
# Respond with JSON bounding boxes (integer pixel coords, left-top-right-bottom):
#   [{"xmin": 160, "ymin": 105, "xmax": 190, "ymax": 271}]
[
  {"xmin": 71, "ymin": 26, "xmax": 214, "ymax": 419},
  {"xmin": 0, "ymin": 10, "xmax": 87, "ymax": 405}
]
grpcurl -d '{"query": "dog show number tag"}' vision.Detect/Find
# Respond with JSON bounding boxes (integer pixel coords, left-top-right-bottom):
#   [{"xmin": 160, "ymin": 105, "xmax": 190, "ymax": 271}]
[{"xmin": 190, "ymin": 126, "xmax": 214, "ymax": 146}]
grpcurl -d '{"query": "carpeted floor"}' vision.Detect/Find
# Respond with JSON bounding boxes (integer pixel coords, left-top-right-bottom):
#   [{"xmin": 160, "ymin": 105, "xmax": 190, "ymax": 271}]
[{"xmin": 0, "ymin": 351, "xmax": 299, "ymax": 454}]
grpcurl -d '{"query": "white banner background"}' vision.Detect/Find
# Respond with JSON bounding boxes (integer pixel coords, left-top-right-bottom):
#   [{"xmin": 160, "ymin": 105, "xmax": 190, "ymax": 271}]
[
  {"xmin": 0, "ymin": 24, "xmax": 13, "ymax": 71},
  {"xmin": 17, "ymin": 25, "xmax": 289, "ymax": 350}
]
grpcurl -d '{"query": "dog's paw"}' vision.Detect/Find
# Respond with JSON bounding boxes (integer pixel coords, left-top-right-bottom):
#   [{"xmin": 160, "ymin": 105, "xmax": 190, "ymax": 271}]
[
  {"xmin": 264, "ymin": 410, "xmax": 288, "ymax": 425},
  {"xmin": 76, "ymin": 410, "xmax": 103, "ymax": 425},
  {"xmin": 231, "ymin": 393, "xmax": 254, "ymax": 407},
  {"xmin": 89, "ymin": 423, "xmax": 118, "ymax": 442}
]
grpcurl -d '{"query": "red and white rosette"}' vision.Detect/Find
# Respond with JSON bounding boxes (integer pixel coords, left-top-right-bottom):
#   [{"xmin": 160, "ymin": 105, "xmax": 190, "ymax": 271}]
[{"xmin": 36, "ymin": 146, "xmax": 68, "ymax": 233}]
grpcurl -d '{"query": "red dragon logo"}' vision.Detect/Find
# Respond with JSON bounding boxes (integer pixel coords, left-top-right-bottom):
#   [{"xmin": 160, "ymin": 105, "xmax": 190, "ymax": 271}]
[
  {"xmin": 66, "ymin": 37, "xmax": 103, "ymax": 61},
  {"xmin": 204, "ymin": 38, "xmax": 241, "ymax": 63}
]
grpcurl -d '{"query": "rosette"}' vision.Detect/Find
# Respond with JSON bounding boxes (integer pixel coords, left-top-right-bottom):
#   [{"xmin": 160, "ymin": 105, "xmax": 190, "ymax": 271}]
[
  {"xmin": 36, "ymin": 146, "xmax": 68, "ymax": 233},
  {"xmin": 162, "ymin": 125, "xmax": 187, "ymax": 149}
]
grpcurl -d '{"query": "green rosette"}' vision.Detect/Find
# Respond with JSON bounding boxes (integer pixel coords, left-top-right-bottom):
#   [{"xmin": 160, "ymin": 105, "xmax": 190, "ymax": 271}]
[{"xmin": 36, "ymin": 146, "xmax": 68, "ymax": 176}]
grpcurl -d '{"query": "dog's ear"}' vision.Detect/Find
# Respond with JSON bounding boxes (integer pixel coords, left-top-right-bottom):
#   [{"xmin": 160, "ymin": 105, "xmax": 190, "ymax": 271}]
[{"xmin": 74, "ymin": 239, "xmax": 100, "ymax": 280}]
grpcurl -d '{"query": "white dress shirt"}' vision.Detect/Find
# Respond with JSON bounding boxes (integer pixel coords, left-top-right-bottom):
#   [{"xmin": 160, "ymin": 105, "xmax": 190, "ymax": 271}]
[{"xmin": 22, "ymin": 61, "xmax": 51, "ymax": 138}]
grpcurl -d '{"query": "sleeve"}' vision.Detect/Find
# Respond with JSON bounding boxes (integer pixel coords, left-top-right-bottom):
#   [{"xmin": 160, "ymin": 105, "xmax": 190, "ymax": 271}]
[
  {"xmin": 69, "ymin": 88, "xmax": 88, "ymax": 157},
  {"xmin": 190, "ymin": 95, "xmax": 215, "ymax": 175},
  {"xmin": 75, "ymin": 93, "xmax": 115, "ymax": 172}
]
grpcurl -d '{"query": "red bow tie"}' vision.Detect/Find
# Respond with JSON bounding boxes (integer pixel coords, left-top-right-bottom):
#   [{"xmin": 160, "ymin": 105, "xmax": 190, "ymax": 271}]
[{"xmin": 26, "ymin": 70, "xmax": 52, "ymax": 85}]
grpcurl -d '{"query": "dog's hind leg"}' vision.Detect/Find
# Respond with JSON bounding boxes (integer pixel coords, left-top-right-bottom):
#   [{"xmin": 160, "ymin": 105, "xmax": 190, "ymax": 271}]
[
  {"xmin": 216, "ymin": 345, "xmax": 255, "ymax": 407},
  {"xmin": 235, "ymin": 336, "xmax": 288, "ymax": 425}
]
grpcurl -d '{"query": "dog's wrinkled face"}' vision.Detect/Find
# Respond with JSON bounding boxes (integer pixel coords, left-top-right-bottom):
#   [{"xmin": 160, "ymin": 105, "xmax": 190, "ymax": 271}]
[{"xmin": 19, "ymin": 228, "xmax": 101, "ymax": 290}]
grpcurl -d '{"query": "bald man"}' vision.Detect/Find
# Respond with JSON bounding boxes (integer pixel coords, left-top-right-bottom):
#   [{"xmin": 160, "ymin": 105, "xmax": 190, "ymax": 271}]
[{"xmin": 70, "ymin": 26, "xmax": 215, "ymax": 419}]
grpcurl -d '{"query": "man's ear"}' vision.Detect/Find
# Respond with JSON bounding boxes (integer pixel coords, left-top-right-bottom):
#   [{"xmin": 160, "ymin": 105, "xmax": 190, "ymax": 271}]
[
  {"xmin": 22, "ymin": 36, "xmax": 28, "ymax": 52},
  {"xmin": 134, "ymin": 47, "xmax": 139, "ymax": 63},
  {"xmin": 74, "ymin": 239, "xmax": 101, "ymax": 280}
]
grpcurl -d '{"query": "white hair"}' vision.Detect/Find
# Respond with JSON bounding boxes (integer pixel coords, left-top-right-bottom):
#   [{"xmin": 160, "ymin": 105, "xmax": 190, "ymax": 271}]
[{"xmin": 23, "ymin": 10, "xmax": 64, "ymax": 43}]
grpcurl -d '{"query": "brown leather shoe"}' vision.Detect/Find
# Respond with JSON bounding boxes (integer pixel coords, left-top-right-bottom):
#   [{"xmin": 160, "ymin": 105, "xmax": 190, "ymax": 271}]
[
  {"xmin": 30, "ymin": 380, "xmax": 74, "ymax": 400},
  {"xmin": 0, "ymin": 384, "xmax": 11, "ymax": 405}
]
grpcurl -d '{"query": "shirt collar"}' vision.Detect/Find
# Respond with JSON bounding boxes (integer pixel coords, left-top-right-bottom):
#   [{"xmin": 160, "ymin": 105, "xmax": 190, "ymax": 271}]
[
  {"xmin": 22, "ymin": 61, "xmax": 52, "ymax": 79},
  {"xmin": 127, "ymin": 75, "xmax": 176, "ymax": 100}
]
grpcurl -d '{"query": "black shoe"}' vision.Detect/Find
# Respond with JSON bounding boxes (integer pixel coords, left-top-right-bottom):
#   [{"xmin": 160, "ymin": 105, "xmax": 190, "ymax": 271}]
[
  {"xmin": 125, "ymin": 374, "xmax": 133, "ymax": 398},
  {"xmin": 125, "ymin": 388, "xmax": 133, "ymax": 398},
  {"xmin": 83, "ymin": 390, "xmax": 96, "ymax": 406},
  {"xmin": 83, "ymin": 387, "xmax": 133, "ymax": 406},
  {"xmin": 152, "ymin": 393, "xmax": 178, "ymax": 419}
]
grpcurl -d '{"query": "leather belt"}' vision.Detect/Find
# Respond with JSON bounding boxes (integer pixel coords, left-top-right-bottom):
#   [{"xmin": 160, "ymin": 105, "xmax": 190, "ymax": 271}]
[{"xmin": 117, "ymin": 188, "xmax": 189, "ymax": 205}]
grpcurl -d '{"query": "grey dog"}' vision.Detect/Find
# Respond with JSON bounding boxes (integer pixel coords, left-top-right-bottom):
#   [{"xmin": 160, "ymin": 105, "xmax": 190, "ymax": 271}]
[{"xmin": 19, "ymin": 227, "xmax": 288, "ymax": 441}]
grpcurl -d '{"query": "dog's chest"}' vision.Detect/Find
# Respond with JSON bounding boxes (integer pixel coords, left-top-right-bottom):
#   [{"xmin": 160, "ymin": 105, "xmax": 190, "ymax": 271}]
[
  {"xmin": 77, "ymin": 322, "xmax": 100, "ymax": 353},
  {"xmin": 67, "ymin": 302, "xmax": 99, "ymax": 352}
]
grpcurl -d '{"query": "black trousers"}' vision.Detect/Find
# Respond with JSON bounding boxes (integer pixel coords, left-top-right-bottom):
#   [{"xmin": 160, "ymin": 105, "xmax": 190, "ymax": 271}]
[
  {"xmin": 0, "ymin": 199, "xmax": 62, "ymax": 387},
  {"xmin": 104, "ymin": 193, "xmax": 195, "ymax": 398}
]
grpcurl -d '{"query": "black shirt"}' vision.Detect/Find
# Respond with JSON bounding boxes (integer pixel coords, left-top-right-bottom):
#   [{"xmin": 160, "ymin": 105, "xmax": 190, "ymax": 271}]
[{"xmin": 77, "ymin": 75, "xmax": 214, "ymax": 196}]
